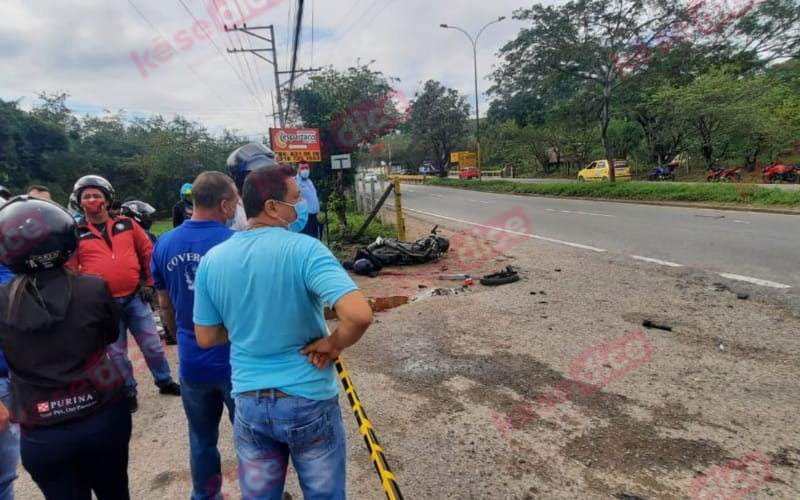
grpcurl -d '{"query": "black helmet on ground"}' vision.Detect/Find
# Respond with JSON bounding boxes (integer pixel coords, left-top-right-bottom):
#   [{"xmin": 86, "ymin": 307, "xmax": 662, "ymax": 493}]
[
  {"xmin": 227, "ymin": 143, "xmax": 278, "ymax": 191},
  {"xmin": 72, "ymin": 175, "xmax": 115, "ymax": 204},
  {"xmin": 121, "ymin": 200, "xmax": 156, "ymax": 230},
  {"xmin": 0, "ymin": 196, "xmax": 78, "ymax": 274}
]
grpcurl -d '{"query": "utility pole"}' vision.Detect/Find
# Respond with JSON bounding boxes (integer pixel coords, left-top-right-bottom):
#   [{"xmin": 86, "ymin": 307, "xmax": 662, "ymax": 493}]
[{"xmin": 225, "ymin": 24, "xmax": 322, "ymax": 127}]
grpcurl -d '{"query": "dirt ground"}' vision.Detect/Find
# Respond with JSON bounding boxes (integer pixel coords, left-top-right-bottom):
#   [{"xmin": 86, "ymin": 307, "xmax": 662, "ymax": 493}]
[{"xmin": 14, "ymin": 214, "xmax": 800, "ymax": 499}]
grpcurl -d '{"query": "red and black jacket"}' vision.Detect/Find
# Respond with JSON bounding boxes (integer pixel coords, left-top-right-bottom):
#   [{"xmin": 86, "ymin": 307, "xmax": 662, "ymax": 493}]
[{"xmin": 68, "ymin": 216, "xmax": 153, "ymax": 298}]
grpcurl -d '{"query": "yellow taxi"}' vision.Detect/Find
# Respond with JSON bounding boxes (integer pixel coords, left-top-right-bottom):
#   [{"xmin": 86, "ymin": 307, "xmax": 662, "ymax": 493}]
[{"xmin": 577, "ymin": 159, "xmax": 631, "ymax": 182}]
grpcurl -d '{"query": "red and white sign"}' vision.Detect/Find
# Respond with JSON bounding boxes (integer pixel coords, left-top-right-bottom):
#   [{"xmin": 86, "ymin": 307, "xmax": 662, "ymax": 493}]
[{"xmin": 269, "ymin": 128, "xmax": 322, "ymax": 163}]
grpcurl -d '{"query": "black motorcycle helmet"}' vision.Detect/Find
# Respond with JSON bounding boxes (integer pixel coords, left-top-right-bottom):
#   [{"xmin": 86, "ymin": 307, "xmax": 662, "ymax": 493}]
[
  {"xmin": 121, "ymin": 200, "xmax": 156, "ymax": 230},
  {"xmin": 226, "ymin": 143, "xmax": 278, "ymax": 192},
  {"xmin": 0, "ymin": 196, "xmax": 78, "ymax": 274},
  {"xmin": 72, "ymin": 175, "xmax": 115, "ymax": 207}
]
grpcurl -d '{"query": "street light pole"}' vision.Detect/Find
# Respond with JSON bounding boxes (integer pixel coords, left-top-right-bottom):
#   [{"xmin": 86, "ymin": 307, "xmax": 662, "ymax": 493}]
[{"xmin": 440, "ymin": 16, "xmax": 505, "ymax": 173}]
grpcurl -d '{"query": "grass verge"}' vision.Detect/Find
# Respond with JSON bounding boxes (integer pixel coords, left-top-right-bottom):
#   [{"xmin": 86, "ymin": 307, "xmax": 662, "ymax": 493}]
[{"xmin": 425, "ymin": 178, "xmax": 800, "ymax": 207}]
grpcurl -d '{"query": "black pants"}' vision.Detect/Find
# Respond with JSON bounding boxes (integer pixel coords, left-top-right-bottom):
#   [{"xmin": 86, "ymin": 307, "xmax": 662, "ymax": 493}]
[
  {"xmin": 300, "ymin": 212, "xmax": 321, "ymax": 239},
  {"xmin": 21, "ymin": 396, "xmax": 132, "ymax": 500}
]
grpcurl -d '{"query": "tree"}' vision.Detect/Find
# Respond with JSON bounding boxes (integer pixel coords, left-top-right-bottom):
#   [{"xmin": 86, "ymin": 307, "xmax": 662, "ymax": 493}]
[
  {"xmin": 494, "ymin": 0, "xmax": 679, "ymax": 181},
  {"xmin": 292, "ymin": 64, "xmax": 401, "ymax": 227},
  {"xmin": 407, "ymin": 80, "xmax": 470, "ymax": 176}
]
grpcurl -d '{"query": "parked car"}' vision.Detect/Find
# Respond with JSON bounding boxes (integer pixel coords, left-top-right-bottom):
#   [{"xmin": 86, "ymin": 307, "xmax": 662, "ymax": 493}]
[
  {"xmin": 577, "ymin": 159, "xmax": 631, "ymax": 182},
  {"xmin": 459, "ymin": 167, "xmax": 480, "ymax": 180}
]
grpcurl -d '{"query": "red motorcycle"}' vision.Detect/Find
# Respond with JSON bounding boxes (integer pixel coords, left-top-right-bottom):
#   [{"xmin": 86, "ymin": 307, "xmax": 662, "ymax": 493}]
[
  {"xmin": 762, "ymin": 163, "xmax": 798, "ymax": 183},
  {"xmin": 707, "ymin": 166, "xmax": 741, "ymax": 182}
]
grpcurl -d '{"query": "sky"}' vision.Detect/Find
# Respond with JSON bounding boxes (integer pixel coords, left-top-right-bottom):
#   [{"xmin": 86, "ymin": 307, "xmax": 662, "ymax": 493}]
[{"xmin": 0, "ymin": 0, "xmax": 545, "ymax": 139}]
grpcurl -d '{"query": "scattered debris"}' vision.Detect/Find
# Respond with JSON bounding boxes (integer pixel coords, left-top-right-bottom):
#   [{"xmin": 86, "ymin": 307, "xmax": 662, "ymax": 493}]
[
  {"xmin": 554, "ymin": 268, "xmax": 561, "ymax": 272},
  {"xmin": 539, "ymin": 290, "xmax": 547, "ymax": 295},
  {"xmin": 719, "ymin": 343, "xmax": 725, "ymax": 351},
  {"xmin": 464, "ymin": 278, "xmax": 474, "ymax": 286},
  {"xmin": 480, "ymin": 266, "xmax": 520, "ymax": 286},
  {"xmin": 737, "ymin": 292, "xmax": 749, "ymax": 300},
  {"xmin": 538, "ymin": 301, "xmax": 548, "ymax": 304},
  {"xmin": 711, "ymin": 282, "xmax": 732, "ymax": 293},
  {"xmin": 614, "ymin": 494, "xmax": 647, "ymax": 500},
  {"xmin": 418, "ymin": 284, "xmax": 427, "ymax": 289},
  {"xmin": 642, "ymin": 319, "xmax": 673, "ymax": 332},
  {"xmin": 529, "ymin": 291, "xmax": 537, "ymax": 295},
  {"xmin": 439, "ymin": 264, "xmax": 448, "ymax": 271},
  {"xmin": 439, "ymin": 274, "xmax": 470, "ymax": 281}
]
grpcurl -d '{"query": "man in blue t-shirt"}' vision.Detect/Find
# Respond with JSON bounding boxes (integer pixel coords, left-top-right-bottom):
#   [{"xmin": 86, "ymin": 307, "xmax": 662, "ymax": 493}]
[
  {"xmin": 150, "ymin": 172, "xmax": 238, "ymax": 500},
  {"xmin": 193, "ymin": 165, "xmax": 373, "ymax": 499}
]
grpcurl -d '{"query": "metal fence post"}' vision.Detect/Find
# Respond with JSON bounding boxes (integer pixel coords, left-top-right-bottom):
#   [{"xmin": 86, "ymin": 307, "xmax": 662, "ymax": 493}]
[{"xmin": 392, "ymin": 176, "xmax": 405, "ymax": 240}]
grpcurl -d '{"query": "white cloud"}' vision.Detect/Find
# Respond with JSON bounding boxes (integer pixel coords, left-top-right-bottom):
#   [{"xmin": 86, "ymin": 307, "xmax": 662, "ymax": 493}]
[{"xmin": 0, "ymin": 0, "xmax": 539, "ymax": 137}]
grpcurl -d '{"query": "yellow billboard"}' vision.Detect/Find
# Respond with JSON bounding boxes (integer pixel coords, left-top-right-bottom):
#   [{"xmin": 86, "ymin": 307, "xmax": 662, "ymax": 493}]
[{"xmin": 451, "ymin": 151, "xmax": 477, "ymax": 168}]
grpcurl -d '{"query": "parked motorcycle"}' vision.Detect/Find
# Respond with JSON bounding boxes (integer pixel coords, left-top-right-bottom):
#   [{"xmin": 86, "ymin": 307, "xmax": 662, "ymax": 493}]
[
  {"xmin": 762, "ymin": 163, "xmax": 798, "ymax": 183},
  {"xmin": 707, "ymin": 166, "xmax": 741, "ymax": 182},
  {"xmin": 648, "ymin": 165, "xmax": 675, "ymax": 181}
]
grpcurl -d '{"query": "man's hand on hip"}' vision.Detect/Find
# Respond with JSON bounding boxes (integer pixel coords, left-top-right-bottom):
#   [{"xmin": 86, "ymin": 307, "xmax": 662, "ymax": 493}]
[{"xmin": 301, "ymin": 336, "xmax": 342, "ymax": 369}]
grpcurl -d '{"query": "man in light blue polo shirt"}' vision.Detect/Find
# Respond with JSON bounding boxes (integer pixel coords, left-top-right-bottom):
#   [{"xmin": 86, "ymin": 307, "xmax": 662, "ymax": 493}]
[
  {"xmin": 295, "ymin": 163, "xmax": 321, "ymax": 239},
  {"xmin": 151, "ymin": 172, "xmax": 238, "ymax": 500},
  {"xmin": 193, "ymin": 164, "xmax": 372, "ymax": 500}
]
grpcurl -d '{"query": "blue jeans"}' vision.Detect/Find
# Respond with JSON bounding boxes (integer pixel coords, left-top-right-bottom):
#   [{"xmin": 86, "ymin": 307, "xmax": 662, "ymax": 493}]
[
  {"xmin": 181, "ymin": 378, "xmax": 235, "ymax": 500},
  {"xmin": 0, "ymin": 378, "xmax": 18, "ymax": 500},
  {"xmin": 110, "ymin": 296, "xmax": 175, "ymax": 397},
  {"xmin": 233, "ymin": 392, "xmax": 345, "ymax": 500}
]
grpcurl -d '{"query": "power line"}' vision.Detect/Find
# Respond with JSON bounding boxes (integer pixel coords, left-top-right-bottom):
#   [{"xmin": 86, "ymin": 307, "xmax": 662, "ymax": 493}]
[
  {"xmin": 225, "ymin": 0, "xmax": 272, "ymax": 113},
  {"xmin": 284, "ymin": 0, "xmax": 305, "ymax": 124},
  {"xmin": 126, "ymin": 0, "xmax": 232, "ymax": 107},
  {"xmin": 338, "ymin": 0, "xmax": 394, "ymax": 42},
  {"xmin": 175, "ymin": 0, "xmax": 267, "ymax": 122}
]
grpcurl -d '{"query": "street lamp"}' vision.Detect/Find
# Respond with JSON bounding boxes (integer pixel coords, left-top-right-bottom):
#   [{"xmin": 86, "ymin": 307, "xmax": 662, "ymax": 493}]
[{"xmin": 440, "ymin": 16, "xmax": 505, "ymax": 173}]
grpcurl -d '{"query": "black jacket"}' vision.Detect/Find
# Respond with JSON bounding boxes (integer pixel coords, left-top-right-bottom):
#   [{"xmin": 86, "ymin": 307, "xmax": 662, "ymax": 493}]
[
  {"xmin": 0, "ymin": 269, "xmax": 121, "ymax": 427},
  {"xmin": 172, "ymin": 200, "xmax": 193, "ymax": 228}
]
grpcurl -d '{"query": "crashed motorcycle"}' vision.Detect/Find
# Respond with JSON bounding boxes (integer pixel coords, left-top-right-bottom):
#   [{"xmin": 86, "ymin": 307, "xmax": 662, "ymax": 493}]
[
  {"xmin": 648, "ymin": 165, "xmax": 675, "ymax": 181},
  {"xmin": 762, "ymin": 163, "xmax": 798, "ymax": 183},
  {"xmin": 344, "ymin": 226, "xmax": 450, "ymax": 275}
]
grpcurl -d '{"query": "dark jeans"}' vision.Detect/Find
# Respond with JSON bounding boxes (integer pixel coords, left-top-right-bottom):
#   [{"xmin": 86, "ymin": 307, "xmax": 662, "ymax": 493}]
[
  {"xmin": 20, "ymin": 396, "xmax": 131, "ymax": 500},
  {"xmin": 180, "ymin": 378, "xmax": 235, "ymax": 500},
  {"xmin": 300, "ymin": 213, "xmax": 320, "ymax": 239}
]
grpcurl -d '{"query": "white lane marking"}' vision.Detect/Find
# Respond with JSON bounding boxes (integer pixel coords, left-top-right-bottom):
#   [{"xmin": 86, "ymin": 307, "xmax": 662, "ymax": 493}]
[
  {"xmin": 732, "ymin": 220, "xmax": 750, "ymax": 224},
  {"xmin": 478, "ymin": 200, "xmax": 490, "ymax": 204},
  {"xmin": 401, "ymin": 207, "xmax": 607, "ymax": 253},
  {"xmin": 546, "ymin": 208, "xmax": 613, "ymax": 217},
  {"xmin": 718, "ymin": 273, "xmax": 792, "ymax": 289},
  {"xmin": 631, "ymin": 255, "xmax": 684, "ymax": 268}
]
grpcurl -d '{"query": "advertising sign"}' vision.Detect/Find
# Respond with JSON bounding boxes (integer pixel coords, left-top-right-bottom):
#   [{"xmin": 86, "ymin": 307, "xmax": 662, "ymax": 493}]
[
  {"xmin": 269, "ymin": 128, "xmax": 322, "ymax": 163},
  {"xmin": 451, "ymin": 151, "xmax": 477, "ymax": 168}
]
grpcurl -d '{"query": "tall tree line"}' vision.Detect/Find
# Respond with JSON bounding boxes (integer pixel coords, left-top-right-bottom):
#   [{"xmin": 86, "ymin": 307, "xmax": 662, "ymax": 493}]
[{"xmin": 0, "ymin": 92, "xmax": 244, "ymax": 210}]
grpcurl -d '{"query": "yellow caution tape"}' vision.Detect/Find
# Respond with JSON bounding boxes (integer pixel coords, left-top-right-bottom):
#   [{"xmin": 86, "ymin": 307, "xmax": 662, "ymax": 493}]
[{"xmin": 326, "ymin": 326, "xmax": 403, "ymax": 500}]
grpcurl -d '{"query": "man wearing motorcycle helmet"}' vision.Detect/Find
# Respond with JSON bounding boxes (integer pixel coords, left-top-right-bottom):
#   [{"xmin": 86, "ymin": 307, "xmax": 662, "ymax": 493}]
[
  {"xmin": 122, "ymin": 200, "xmax": 157, "ymax": 244},
  {"xmin": 172, "ymin": 183, "xmax": 194, "ymax": 228},
  {"xmin": 226, "ymin": 142, "xmax": 278, "ymax": 231},
  {"xmin": 0, "ymin": 196, "xmax": 131, "ymax": 498},
  {"xmin": 68, "ymin": 175, "xmax": 180, "ymax": 413}
]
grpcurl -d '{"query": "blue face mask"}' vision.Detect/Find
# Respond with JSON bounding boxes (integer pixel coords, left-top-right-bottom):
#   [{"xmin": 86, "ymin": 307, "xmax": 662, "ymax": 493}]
[
  {"xmin": 299, "ymin": 169, "xmax": 310, "ymax": 179},
  {"xmin": 225, "ymin": 217, "xmax": 236, "ymax": 228},
  {"xmin": 277, "ymin": 199, "xmax": 308, "ymax": 232}
]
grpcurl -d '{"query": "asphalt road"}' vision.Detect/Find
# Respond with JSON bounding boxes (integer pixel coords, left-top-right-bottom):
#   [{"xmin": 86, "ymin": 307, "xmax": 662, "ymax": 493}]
[{"xmin": 385, "ymin": 183, "xmax": 800, "ymax": 290}]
